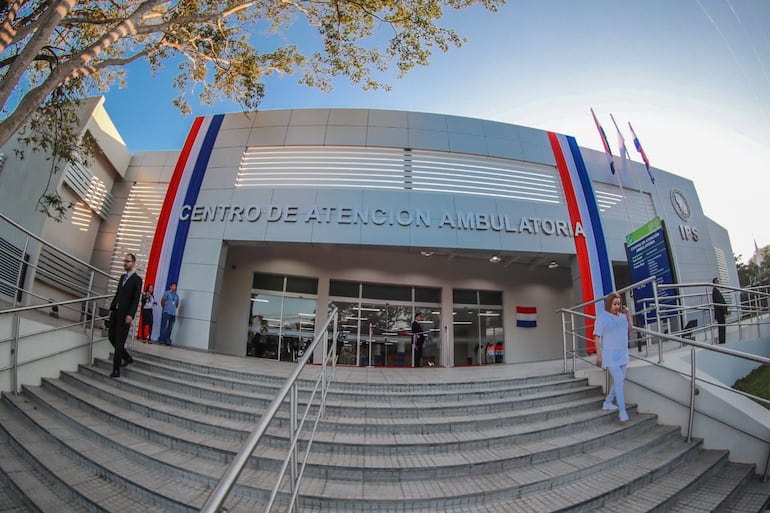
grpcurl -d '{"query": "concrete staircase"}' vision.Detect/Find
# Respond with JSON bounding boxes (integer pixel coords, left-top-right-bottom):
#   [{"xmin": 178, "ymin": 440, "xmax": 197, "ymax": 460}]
[{"xmin": 0, "ymin": 346, "xmax": 768, "ymax": 512}]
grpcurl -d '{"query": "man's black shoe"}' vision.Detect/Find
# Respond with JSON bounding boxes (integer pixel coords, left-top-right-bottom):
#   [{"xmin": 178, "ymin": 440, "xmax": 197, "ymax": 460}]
[
  {"xmin": 121, "ymin": 358, "xmax": 133, "ymax": 367},
  {"xmin": 109, "ymin": 370, "xmax": 120, "ymax": 378}
]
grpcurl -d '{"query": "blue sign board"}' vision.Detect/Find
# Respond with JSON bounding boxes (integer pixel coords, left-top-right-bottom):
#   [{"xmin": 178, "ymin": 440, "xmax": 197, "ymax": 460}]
[{"xmin": 625, "ymin": 217, "xmax": 678, "ymax": 321}]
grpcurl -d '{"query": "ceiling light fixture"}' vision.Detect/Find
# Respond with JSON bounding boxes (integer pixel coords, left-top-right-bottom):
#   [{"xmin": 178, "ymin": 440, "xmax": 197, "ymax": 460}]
[
  {"xmin": 489, "ymin": 255, "xmax": 501, "ymax": 263},
  {"xmin": 548, "ymin": 261, "xmax": 559, "ymax": 269},
  {"xmin": 420, "ymin": 250, "xmax": 434, "ymax": 257}
]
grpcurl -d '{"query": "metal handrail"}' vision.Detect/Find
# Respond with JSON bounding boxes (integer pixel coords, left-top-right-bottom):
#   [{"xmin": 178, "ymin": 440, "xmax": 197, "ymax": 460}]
[
  {"xmin": 1, "ymin": 298, "xmax": 109, "ymax": 393},
  {"xmin": 200, "ymin": 307, "xmax": 339, "ymax": 513},
  {"xmin": 0, "ymin": 293, "xmax": 112, "ymax": 315},
  {"xmin": 560, "ymin": 279, "xmax": 770, "ymax": 480},
  {"xmin": 0, "ymin": 212, "xmax": 113, "ymax": 279}
]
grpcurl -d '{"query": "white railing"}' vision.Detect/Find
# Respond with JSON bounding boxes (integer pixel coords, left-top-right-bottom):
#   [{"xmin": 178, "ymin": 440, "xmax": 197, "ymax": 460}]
[
  {"xmin": 200, "ymin": 307, "xmax": 340, "ymax": 513},
  {"xmin": 559, "ymin": 278, "xmax": 770, "ymax": 480},
  {"xmin": 0, "ymin": 212, "xmax": 117, "ymax": 393}
]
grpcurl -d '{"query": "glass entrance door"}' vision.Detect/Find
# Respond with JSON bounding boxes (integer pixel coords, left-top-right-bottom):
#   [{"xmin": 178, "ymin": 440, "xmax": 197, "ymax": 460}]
[{"xmin": 331, "ymin": 299, "xmax": 441, "ymax": 366}]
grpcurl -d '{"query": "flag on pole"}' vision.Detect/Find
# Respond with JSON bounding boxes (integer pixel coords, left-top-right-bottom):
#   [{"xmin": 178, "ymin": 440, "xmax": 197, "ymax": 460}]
[
  {"xmin": 628, "ymin": 122, "xmax": 654, "ymax": 183},
  {"xmin": 755, "ymin": 238, "xmax": 764, "ymax": 267},
  {"xmin": 591, "ymin": 108, "xmax": 615, "ymax": 175},
  {"xmin": 610, "ymin": 114, "xmax": 628, "ymax": 179}
]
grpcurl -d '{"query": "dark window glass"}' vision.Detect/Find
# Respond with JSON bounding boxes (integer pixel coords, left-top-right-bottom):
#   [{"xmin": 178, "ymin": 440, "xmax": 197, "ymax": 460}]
[
  {"xmin": 252, "ymin": 273, "xmax": 284, "ymax": 291},
  {"xmin": 478, "ymin": 290, "xmax": 503, "ymax": 306},
  {"xmin": 415, "ymin": 287, "xmax": 441, "ymax": 303},
  {"xmin": 453, "ymin": 289, "xmax": 477, "ymax": 305},
  {"xmin": 329, "ymin": 280, "xmax": 360, "ymax": 298},
  {"xmin": 362, "ymin": 283, "xmax": 411, "ymax": 301},
  {"xmin": 286, "ymin": 276, "xmax": 318, "ymax": 295}
]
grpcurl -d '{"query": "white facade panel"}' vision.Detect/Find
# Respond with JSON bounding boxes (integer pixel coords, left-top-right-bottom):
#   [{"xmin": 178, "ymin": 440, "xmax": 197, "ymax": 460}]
[
  {"xmin": 247, "ymin": 126, "xmax": 288, "ymax": 146},
  {"xmin": 366, "ymin": 126, "xmax": 409, "ymax": 148},
  {"xmin": 1, "ymin": 105, "xmax": 736, "ymax": 366}
]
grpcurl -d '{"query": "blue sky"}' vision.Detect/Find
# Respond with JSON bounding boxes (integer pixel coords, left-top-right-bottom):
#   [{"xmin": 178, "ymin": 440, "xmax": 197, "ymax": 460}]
[{"xmin": 101, "ymin": 0, "xmax": 770, "ymax": 262}]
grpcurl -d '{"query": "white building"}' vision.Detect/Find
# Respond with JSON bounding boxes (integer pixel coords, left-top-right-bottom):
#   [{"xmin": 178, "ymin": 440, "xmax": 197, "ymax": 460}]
[{"xmin": 0, "ymin": 104, "xmax": 737, "ymax": 367}]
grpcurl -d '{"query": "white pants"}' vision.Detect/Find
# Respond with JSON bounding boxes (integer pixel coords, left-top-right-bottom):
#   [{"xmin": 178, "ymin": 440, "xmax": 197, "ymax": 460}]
[{"xmin": 605, "ymin": 364, "xmax": 627, "ymax": 414}]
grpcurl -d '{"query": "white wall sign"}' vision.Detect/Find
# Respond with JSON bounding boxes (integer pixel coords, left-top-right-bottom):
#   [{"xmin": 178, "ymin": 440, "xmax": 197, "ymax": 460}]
[{"xmin": 179, "ymin": 204, "xmax": 585, "ymax": 237}]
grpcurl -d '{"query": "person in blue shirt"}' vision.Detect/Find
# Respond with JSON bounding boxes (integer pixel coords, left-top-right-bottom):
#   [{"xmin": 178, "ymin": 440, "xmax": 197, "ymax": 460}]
[
  {"xmin": 594, "ymin": 292, "xmax": 632, "ymax": 422},
  {"xmin": 159, "ymin": 282, "xmax": 180, "ymax": 345}
]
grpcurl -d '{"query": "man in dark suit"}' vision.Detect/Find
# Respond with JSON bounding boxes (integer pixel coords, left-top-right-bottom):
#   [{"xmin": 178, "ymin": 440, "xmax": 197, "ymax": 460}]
[
  {"xmin": 108, "ymin": 253, "xmax": 143, "ymax": 377},
  {"xmin": 712, "ymin": 277, "xmax": 728, "ymax": 344}
]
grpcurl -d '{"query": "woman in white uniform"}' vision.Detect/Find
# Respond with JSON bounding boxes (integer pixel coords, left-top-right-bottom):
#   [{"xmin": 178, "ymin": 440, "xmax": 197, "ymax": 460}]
[{"xmin": 594, "ymin": 292, "xmax": 632, "ymax": 422}]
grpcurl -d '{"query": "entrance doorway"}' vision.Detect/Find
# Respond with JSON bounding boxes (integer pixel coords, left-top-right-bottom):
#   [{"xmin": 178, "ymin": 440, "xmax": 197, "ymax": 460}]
[{"xmin": 330, "ymin": 280, "xmax": 441, "ymax": 367}]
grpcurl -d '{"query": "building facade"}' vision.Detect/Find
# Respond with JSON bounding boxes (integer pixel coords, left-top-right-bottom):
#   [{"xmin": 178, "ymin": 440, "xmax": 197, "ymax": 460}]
[{"xmin": 0, "ymin": 105, "xmax": 737, "ymax": 367}]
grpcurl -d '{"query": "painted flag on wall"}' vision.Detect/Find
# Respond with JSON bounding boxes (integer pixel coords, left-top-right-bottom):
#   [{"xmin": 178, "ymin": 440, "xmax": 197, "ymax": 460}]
[
  {"xmin": 516, "ymin": 306, "xmax": 537, "ymax": 328},
  {"xmin": 143, "ymin": 114, "xmax": 224, "ymax": 341},
  {"xmin": 591, "ymin": 108, "xmax": 616, "ymax": 175},
  {"xmin": 628, "ymin": 122, "xmax": 654, "ymax": 183},
  {"xmin": 547, "ymin": 132, "xmax": 616, "ymax": 353}
]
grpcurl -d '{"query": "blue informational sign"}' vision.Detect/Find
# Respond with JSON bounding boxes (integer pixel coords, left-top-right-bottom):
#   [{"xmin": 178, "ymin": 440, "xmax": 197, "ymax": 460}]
[{"xmin": 625, "ymin": 217, "xmax": 678, "ymax": 321}]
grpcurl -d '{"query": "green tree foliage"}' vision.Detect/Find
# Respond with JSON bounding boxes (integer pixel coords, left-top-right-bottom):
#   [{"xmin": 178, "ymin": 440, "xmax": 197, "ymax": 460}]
[
  {"xmin": 0, "ymin": 0, "xmax": 502, "ymax": 219},
  {"xmin": 735, "ymin": 247, "xmax": 768, "ymax": 287},
  {"xmin": 0, "ymin": 0, "xmax": 503, "ymax": 149}
]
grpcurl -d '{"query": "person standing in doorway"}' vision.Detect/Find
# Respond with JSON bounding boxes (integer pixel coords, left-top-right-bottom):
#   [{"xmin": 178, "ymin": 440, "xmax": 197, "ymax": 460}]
[
  {"xmin": 712, "ymin": 277, "xmax": 728, "ymax": 344},
  {"xmin": 140, "ymin": 284, "xmax": 157, "ymax": 342},
  {"xmin": 108, "ymin": 253, "xmax": 142, "ymax": 378},
  {"xmin": 411, "ymin": 312, "xmax": 425, "ymax": 368},
  {"xmin": 594, "ymin": 292, "xmax": 632, "ymax": 423},
  {"xmin": 159, "ymin": 282, "xmax": 180, "ymax": 345}
]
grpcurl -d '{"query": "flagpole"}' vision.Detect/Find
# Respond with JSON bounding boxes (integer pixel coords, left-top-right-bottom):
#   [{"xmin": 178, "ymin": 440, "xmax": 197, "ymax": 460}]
[{"xmin": 608, "ymin": 113, "xmax": 637, "ymax": 231}]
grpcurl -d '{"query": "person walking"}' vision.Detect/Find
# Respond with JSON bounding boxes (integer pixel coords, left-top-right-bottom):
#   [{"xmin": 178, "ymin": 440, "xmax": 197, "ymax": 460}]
[
  {"xmin": 159, "ymin": 282, "xmax": 180, "ymax": 345},
  {"xmin": 411, "ymin": 312, "xmax": 425, "ymax": 368},
  {"xmin": 140, "ymin": 284, "xmax": 157, "ymax": 342},
  {"xmin": 108, "ymin": 253, "xmax": 143, "ymax": 378},
  {"xmin": 712, "ymin": 277, "xmax": 728, "ymax": 344},
  {"xmin": 594, "ymin": 292, "xmax": 632, "ymax": 422}
]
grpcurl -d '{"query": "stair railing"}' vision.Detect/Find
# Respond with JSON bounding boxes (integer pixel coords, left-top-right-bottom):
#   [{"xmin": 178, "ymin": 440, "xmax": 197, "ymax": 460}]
[
  {"xmin": 0, "ymin": 212, "xmax": 117, "ymax": 394},
  {"xmin": 560, "ymin": 279, "xmax": 770, "ymax": 480},
  {"xmin": 200, "ymin": 307, "xmax": 340, "ymax": 513},
  {"xmin": 0, "ymin": 295, "xmax": 112, "ymax": 393}
]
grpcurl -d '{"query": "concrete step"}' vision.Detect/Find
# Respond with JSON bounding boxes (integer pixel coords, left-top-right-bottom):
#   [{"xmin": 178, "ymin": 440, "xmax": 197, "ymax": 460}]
[
  {"xmin": 269, "ymin": 436, "xmax": 707, "ymax": 511},
  {"xmin": 21, "ymin": 377, "xmax": 662, "ymax": 481},
  {"xmin": 131, "ymin": 349, "xmax": 573, "ymax": 393},
  {"xmin": 66, "ymin": 364, "xmax": 611, "ymax": 443},
  {"xmin": 665, "ymin": 461, "xmax": 756, "ymax": 513},
  {"xmin": 0, "ymin": 399, "xmax": 152, "ymax": 513},
  {"xmin": 724, "ymin": 476, "xmax": 770, "ymax": 513},
  {"xmin": 455, "ymin": 446, "xmax": 728, "ymax": 513},
  {"xmin": 92, "ymin": 357, "xmax": 599, "ymax": 420},
  {"xmin": 0, "ymin": 344, "xmax": 765, "ymax": 513},
  {"xmin": 0, "ymin": 393, "xmax": 221, "ymax": 512},
  {"xmin": 1, "ymin": 384, "xmax": 705, "ymax": 512},
  {"xmin": 0, "ymin": 441, "xmax": 49, "ymax": 513}
]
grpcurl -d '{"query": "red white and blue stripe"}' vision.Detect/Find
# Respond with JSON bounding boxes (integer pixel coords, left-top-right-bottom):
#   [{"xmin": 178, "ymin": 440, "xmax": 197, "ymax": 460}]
[
  {"xmin": 548, "ymin": 132, "xmax": 615, "ymax": 352},
  {"xmin": 143, "ymin": 115, "xmax": 224, "ymax": 338}
]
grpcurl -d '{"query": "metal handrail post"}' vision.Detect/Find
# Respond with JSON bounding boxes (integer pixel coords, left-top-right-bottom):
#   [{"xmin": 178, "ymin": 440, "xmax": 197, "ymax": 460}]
[
  {"xmin": 561, "ymin": 311, "xmax": 567, "ymax": 373},
  {"xmin": 687, "ymin": 347, "xmax": 696, "ymax": 442},
  {"xmin": 570, "ymin": 312, "xmax": 577, "ymax": 373},
  {"xmin": 84, "ymin": 270, "xmax": 95, "ymax": 333},
  {"xmin": 652, "ymin": 280, "xmax": 663, "ymax": 363},
  {"xmin": 289, "ymin": 382, "xmax": 298, "ymax": 513},
  {"xmin": 11, "ymin": 313, "xmax": 20, "ymax": 394},
  {"xmin": 88, "ymin": 301, "xmax": 97, "ymax": 365},
  {"xmin": 12, "ymin": 236, "xmax": 30, "ymax": 308},
  {"xmin": 321, "ymin": 331, "xmax": 328, "ymax": 418}
]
